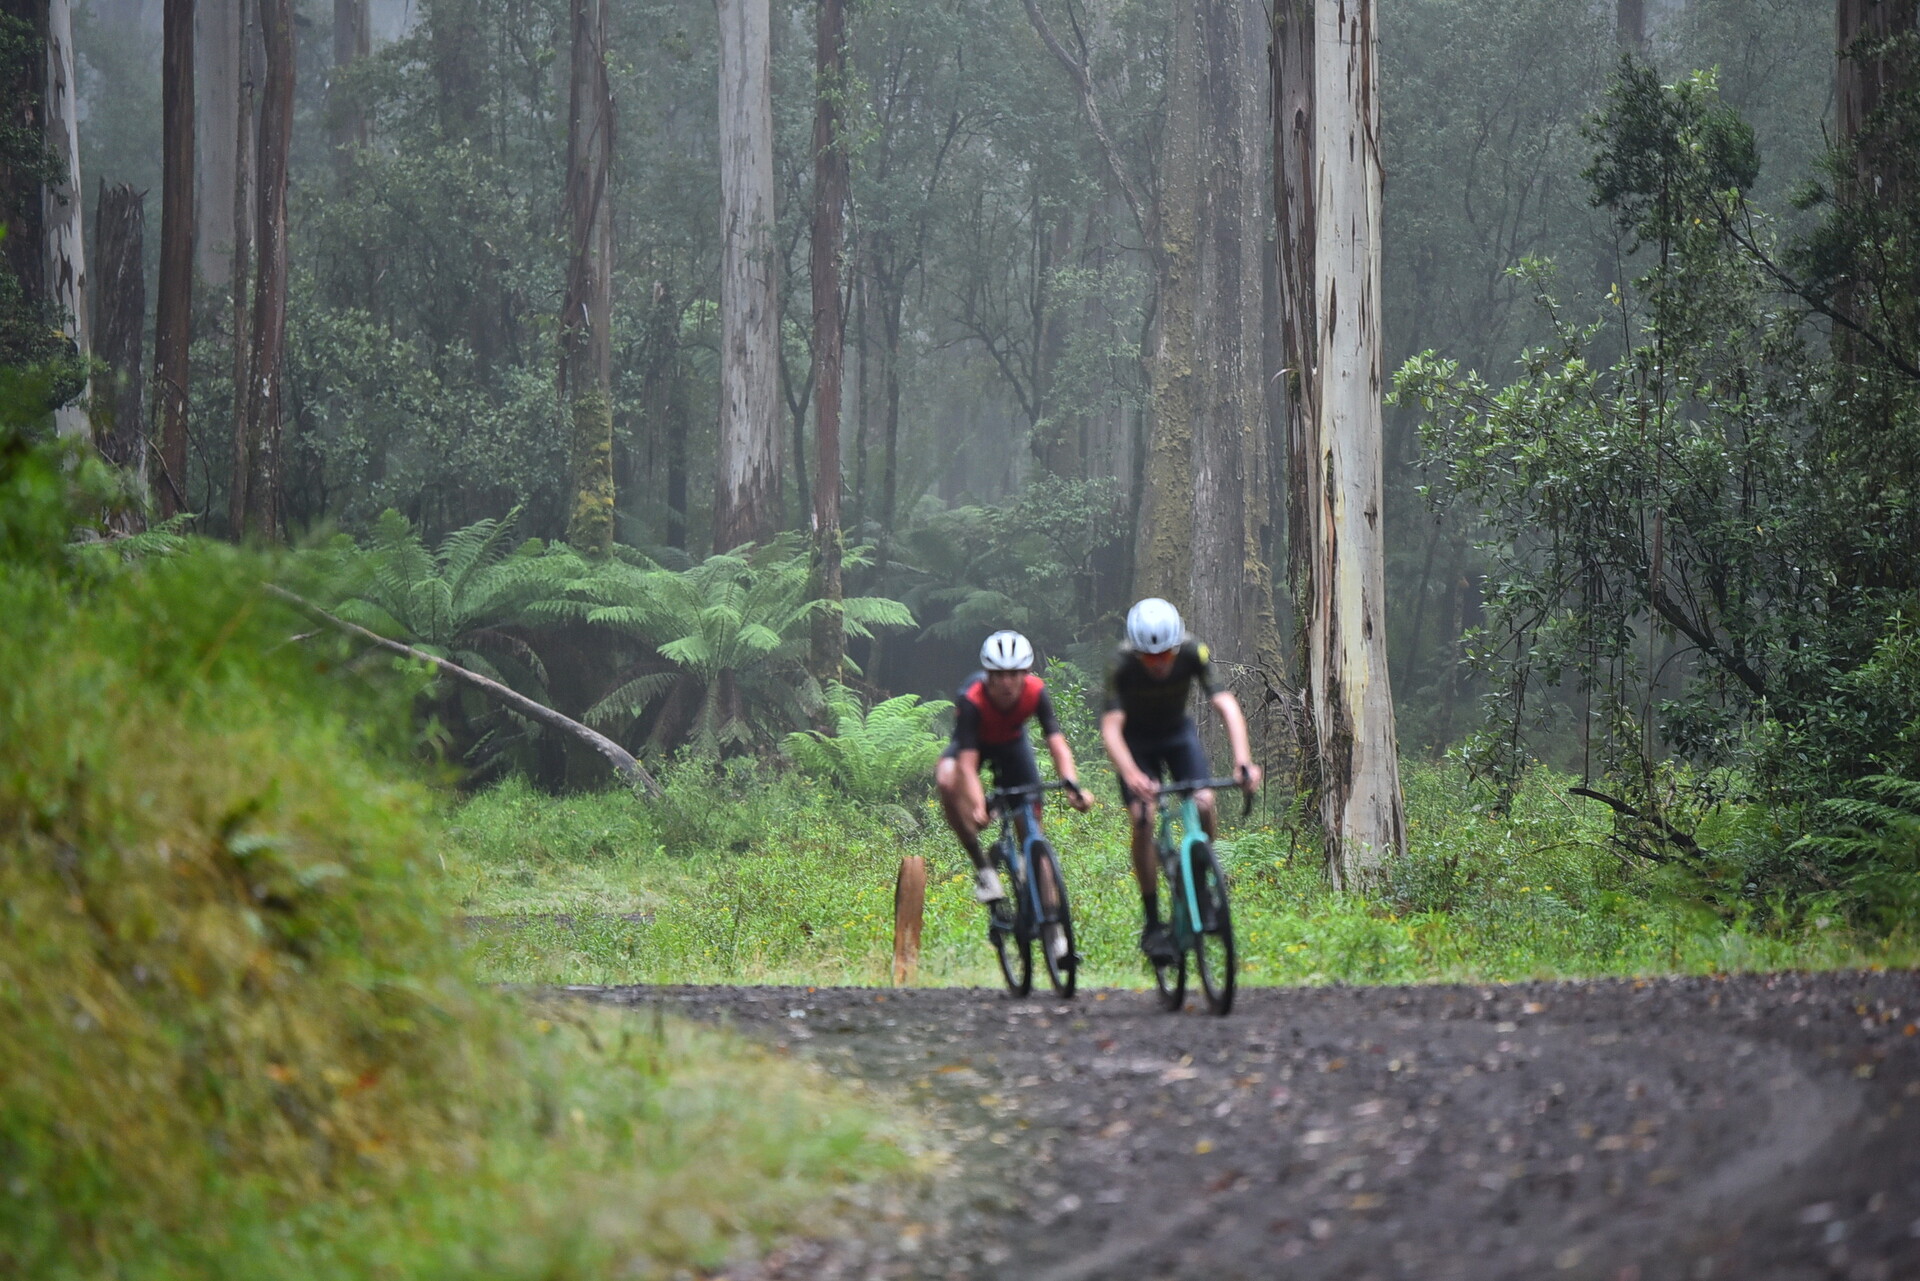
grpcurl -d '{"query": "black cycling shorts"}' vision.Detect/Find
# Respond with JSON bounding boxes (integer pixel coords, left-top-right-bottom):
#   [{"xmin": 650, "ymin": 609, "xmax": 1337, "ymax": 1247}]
[
  {"xmin": 942, "ymin": 733, "xmax": 1043, "ymax": 791},
  {"xmin": 1116, "ymin": 722, "xmax": 1211, "ymax": 806}
]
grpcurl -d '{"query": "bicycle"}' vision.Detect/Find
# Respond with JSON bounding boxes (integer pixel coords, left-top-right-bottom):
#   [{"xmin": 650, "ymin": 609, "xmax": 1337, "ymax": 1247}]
[
  {"xmin": 1140, "ymin": 776, "xmax": 1248, "ymax": 1016},
  {"xmin": 983, "ymin": 779, "xmax": 1082, "ymax": 999}
]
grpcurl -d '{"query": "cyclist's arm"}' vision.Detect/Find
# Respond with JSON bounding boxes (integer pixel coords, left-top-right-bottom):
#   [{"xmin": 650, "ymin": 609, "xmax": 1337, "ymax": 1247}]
[
  {"xmin": 1208, "ymin": 689, "xmax": 1263, "ymax": 790},
  {"xmin": 1042, "ymin": 732, "xmax": 1093, "ymax": 810},
  {"xmin": 1100, "ymin": 709, "xmax": 1157, "ymax": 809}
]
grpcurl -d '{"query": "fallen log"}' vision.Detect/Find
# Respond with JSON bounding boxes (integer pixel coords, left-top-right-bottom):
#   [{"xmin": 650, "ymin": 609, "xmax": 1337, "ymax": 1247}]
[{"xmin": 265, "ymin": 583, "xmax": 662, "ymax": 798}]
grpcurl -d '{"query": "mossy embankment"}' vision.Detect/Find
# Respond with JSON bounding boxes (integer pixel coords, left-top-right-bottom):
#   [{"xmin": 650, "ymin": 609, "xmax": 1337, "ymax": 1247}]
[{"xmin": 0, "ymin": 546, "xmax": 915, "ymax": 1279}]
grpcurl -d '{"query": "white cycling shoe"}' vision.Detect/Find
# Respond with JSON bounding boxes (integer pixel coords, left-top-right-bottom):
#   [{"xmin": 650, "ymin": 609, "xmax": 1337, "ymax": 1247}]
[{"xmin": 973, "ymin": 866, "xmax": 1006, "ymax": 904}]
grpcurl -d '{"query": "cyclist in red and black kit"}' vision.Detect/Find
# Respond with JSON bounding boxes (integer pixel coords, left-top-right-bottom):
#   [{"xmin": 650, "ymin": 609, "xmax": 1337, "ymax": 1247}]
[
  {"xmin": 935, "ymin": 630, "xmax": 1093, "ymax": 904},
  {"xmin": 1100, "ymin": 598, "xmax": 1261, "ymax": 961}
]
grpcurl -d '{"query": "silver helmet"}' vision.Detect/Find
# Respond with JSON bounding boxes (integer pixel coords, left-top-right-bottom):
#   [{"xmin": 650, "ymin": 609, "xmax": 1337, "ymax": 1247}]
[
  {"xmin": 1125, "ymin": 598, "xmax": 1183, "ymax": 654},
  {"xmin": 980, "ymin": 630, "xmax": 1036, "ymax": 671}
]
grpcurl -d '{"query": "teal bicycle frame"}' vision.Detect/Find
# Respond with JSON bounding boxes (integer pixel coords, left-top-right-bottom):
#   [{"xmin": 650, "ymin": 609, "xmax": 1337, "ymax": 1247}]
[{"xmin": 1158, "ymin": 793, "xmax": 1211, "ymax": 944}]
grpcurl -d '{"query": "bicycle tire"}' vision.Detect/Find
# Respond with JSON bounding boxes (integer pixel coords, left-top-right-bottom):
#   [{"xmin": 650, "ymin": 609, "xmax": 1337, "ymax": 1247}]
[
  {"xmin": 988, "ymin": 844, "xmax": 1031, "ymax": 997},
  {"xmin": 1153, "ymin": 842, "xmax": 1187, "ymax": 1011},
  {"xmin": 1189, "ymin": 841, "xmax": 1236, "ymax": 1016},
  {"xmin": 1029, "ymin": 838, "xmax": 1077, "ymax": 998}
]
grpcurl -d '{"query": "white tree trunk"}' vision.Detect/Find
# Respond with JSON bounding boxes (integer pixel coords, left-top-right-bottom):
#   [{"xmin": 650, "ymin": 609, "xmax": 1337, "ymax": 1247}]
[
  {"xmin": 45, "ymin": 0, "xmax": 89, "ymax": 439},
  {"xmin": 712, "ymin": 0, "xmax": 780, "ymax": 551},
  {"xmin": 1310, "ymin": 0, "xmax": 1405, "ymax": 886}
]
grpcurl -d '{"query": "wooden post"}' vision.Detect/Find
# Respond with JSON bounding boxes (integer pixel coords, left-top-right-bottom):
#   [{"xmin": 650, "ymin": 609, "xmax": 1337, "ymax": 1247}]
[{"xmin": 891, "ymin": 854, "xmax": 926, "ymax": 985}]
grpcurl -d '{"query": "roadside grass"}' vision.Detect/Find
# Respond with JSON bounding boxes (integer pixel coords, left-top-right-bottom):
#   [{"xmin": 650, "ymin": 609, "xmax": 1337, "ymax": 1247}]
[
  {"xmin": 1, "ymin": 547, "xmax": 916, "ymax": 1280},
  {"xmin": 447, "ymin": 758, "xmax": 1920, "ymax": 988}
]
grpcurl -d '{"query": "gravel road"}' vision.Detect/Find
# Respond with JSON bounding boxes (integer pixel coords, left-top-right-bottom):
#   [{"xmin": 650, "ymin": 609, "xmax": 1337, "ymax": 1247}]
[{"xmin": 580, "ymin": 971, "xmax": 1920, "ymax": 1281}]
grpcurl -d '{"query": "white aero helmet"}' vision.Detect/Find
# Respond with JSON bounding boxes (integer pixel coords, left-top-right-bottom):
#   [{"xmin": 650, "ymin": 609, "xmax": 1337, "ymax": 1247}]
[
  {"xmin": 980, "ymin": 630, "xmax": 1036, "ymax": 671},
  {"xmin": 1126, "ymin": 598, "xmax": 1183, "ymax": 654}
]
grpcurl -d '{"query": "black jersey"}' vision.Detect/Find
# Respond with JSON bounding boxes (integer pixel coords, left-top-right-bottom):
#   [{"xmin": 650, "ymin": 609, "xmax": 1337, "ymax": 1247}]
[{"xmin": 1104, "ymin": 637, "xmax": 1214, "ymax": 738}]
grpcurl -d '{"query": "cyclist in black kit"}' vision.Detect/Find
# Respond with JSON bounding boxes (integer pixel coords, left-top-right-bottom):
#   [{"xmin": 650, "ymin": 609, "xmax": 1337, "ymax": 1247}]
[
  {"xmin": 935, "ymin": 630, "xmax": 1092, "ymax": 905},
  {"xmin": 1100, "ymin": 598, "xmax": 1260, "ymax": 961}
]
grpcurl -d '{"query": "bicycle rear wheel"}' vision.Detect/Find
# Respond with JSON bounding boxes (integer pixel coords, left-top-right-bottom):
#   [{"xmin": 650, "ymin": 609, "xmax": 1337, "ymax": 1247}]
[
  {"xmin": 1029, "ymin": 839, "xmax": 1077, "ymax": 998},
  {"xmin": 988, "ymin": 845, "xmax": 1031, "ymax": 997},
  {"xmin": 1189, "ymin": 841, "xmax": 1236, "ymax": 1016}
]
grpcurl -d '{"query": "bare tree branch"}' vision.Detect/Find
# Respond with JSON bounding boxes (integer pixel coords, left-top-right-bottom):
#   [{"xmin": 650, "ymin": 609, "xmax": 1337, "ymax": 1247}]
[{"xmin": 1019, "ymin": 0, "xmax": 1154, "ymax": 261}]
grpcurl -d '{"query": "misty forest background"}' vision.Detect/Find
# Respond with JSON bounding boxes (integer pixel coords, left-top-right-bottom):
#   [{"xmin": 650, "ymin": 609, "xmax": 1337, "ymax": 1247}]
[{"xmin": 8, "ymin": 0, "xmax": 1920, "ymax": 932}]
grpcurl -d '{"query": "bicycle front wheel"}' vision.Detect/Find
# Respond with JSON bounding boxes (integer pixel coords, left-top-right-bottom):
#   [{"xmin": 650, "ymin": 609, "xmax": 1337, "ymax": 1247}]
[
  {"xmin": 1029, "ymin": 838, "xmax": 1077, "ymax": 998},
  {"xmin": 1154, "ymin": 851, "xmax": 1187, "ymax": 1011},
  {"xmin": 988, "ymin": 845, "xmax": 1031, "ymax": 997},
  {"xmin": 1190, "ymin": 841, "xmax": 1236, "ymax": 1016}
]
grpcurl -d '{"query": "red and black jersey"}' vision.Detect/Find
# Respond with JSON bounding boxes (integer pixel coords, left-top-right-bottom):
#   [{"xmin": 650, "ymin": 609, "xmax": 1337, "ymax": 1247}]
[{"xmin": 951, "ymin": 671, "xmax": 1061, "ymax": 751}]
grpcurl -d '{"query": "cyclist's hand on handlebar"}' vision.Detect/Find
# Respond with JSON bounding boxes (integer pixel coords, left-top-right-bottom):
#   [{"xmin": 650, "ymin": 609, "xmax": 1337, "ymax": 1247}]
[
  {"xmin": 1123, "ymin": 769, "xmax": 1160, "ymax": 807},
  {"xmin": 970, "ymin": 799, "xmax": 989, "ymax": 830},
  {"xmin": 1064, "ymin": 779, "xmax": 1093, "ymax": 812},
  {"xmin": 1236, "ymin": 761, "xmax": 1263, "ymax": 793}
]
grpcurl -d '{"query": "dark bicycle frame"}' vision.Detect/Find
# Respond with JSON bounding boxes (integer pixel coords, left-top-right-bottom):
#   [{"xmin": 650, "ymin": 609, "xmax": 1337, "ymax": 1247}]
[{"xmin": 985, "ymin": 779, "xmax": 1081, "ymax": 997}]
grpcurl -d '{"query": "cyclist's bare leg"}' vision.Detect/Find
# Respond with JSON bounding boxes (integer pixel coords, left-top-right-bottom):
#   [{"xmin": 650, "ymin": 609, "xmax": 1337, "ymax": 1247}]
[
  {"xmin": 935, "ymin": 756, "xmax": 989, "ymax": 869},
  {"xmin": 1196, "ymin": 789, "xmax": 1218, "ymax": 841},
  {"xmin": 1128, "ymin": 804, "xmax": 1159, "ymax": 920}
]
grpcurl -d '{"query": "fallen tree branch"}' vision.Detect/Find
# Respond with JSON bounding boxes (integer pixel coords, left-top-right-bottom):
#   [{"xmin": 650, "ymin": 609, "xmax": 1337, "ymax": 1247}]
[
  {"xmin": 1568, "ymin": 786, "xmax": 1700, "ymax": 864},
  {"xmin": 265, "ymin": 584, "xmax": 662, "ymax": 798}
]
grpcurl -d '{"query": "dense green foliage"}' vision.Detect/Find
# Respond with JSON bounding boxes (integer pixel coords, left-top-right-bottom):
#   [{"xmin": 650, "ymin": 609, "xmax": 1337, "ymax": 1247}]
[
  {"xmin": 1399, "ymin": 56, "xmax": 1920, "ymax": 904},
  {"xmin": 447, "ymin": 759, "xmax": 1912, "ymax": 989}
]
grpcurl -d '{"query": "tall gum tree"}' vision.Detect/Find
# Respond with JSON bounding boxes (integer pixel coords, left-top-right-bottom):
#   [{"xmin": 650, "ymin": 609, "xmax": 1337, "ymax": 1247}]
[
  {"xmin": 154, "ymin": 0, "xmax": 194, "ymax": 517},
  {"xmin": 560, "ymin": 0, "xmax": 614, "ymax": 556},
  {"xmin": 44, "ymin": 0, "xmax": 88, "ymax": 439},
  {"xmin": 194, "ymin": 0, "xmax": 243, "ymax": 286},
  {"xmin": 713, "ymin": 0, "xmax": 781, "ymax": 551},
  {"xmin": 1310, "ymin": 0, "xmax": 1405, "ymax": 885},
  {"xmin": 231, "ymin": 0, "xmax": 291, "ymax": 538},
  {"xmin": 809, "ymin": 0, "xmax": 848, "ymax": 680}
]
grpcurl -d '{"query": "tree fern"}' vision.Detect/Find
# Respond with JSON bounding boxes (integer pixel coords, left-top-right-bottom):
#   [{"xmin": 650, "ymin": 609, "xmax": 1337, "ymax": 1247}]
[
  {"xmin": 1793, "ymin": 775, "xmax": 1920, "ymax": 925},
  {"xmin": 567, "ymin": 534, "xmax": 915, "ymax": 756},
  {"xmin": 783, "ymin": 685, "xmax": 953, "ymax": 803},
  {"xmin": 291, "ymin": 508, "xmax": 593, "ymax": 769}
]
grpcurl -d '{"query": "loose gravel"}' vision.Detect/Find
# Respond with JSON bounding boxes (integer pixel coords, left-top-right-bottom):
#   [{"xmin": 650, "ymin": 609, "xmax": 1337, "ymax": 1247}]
[{"xmin": 581, "ymin": 971, "xmax": 1920, "ymax": 1281}]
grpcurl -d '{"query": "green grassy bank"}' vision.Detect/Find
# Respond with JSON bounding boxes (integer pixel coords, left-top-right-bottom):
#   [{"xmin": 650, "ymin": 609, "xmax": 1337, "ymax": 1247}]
[
  {"xmin": 0, "ymin": 546, "xmax": 915, "ymax": 1280},
  {"xmin": 445, "ymin": 758, "xmax": 1918, "ymax": 989}
]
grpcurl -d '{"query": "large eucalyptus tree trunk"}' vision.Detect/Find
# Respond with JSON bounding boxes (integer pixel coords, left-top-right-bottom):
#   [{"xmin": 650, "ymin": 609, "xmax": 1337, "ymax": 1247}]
[
  {"xmin": 808, "ymin": 0, "xmax": 849, "ymax": 680},
  {"xmin": 713, "ymin": 0, "xmax": 781, "ymax": 552},
  {"xmin": 153, "ymin": 0, "xmax": 194, "ymax": 517},
  {"xmin": 1133, "ymin": 0, "xmax": 1197, "ymax": 605},
  {"xmin": 232, "ymin": 0, "xmax": 291, "ymax": 539},
  {"xmin": 560, "ymin": 0, "xmax": 614, "ymax": 556},
  {"xmin": 1836, "ymin": 0, "xmax": 1919, "ymax": 362},
  {"xmin": 91, "ymin": 183, "xmax": 145, "ymax": 490},
  {"xmin": 194, "ymin": 0, "xmax": 242, "ymax": 285},
  {"xmin": 1616, "ymin": 0, "xmax": 1646, "ymax": 52},
  {"xmin": 330, "ymin": 0, "xmax": 369, "ymax": 177},
  {"xmin": 1185, "ymin": 0, "xmax": 1279, "ymax": 672},
  {"xmin": 1310, "ymin": 0, "xmax": 1405, "ymax": 886},
  {"xmin": 44, "ymin": 0, "xmax": 88, "ymax": 440},
  {"xmin": 1274, "ymin": 0, "xmax": 1318, "ymax": 790}
]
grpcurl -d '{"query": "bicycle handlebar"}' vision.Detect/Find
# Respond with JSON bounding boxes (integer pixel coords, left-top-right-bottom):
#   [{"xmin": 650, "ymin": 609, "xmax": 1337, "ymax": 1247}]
[
  {"xmin": 1151, "ymin": 775, "xmax": 1256, "ymax": 820},
  {"xmin": 985, "ymin": 778, "xmax": 1082, "ymax": 813}
]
